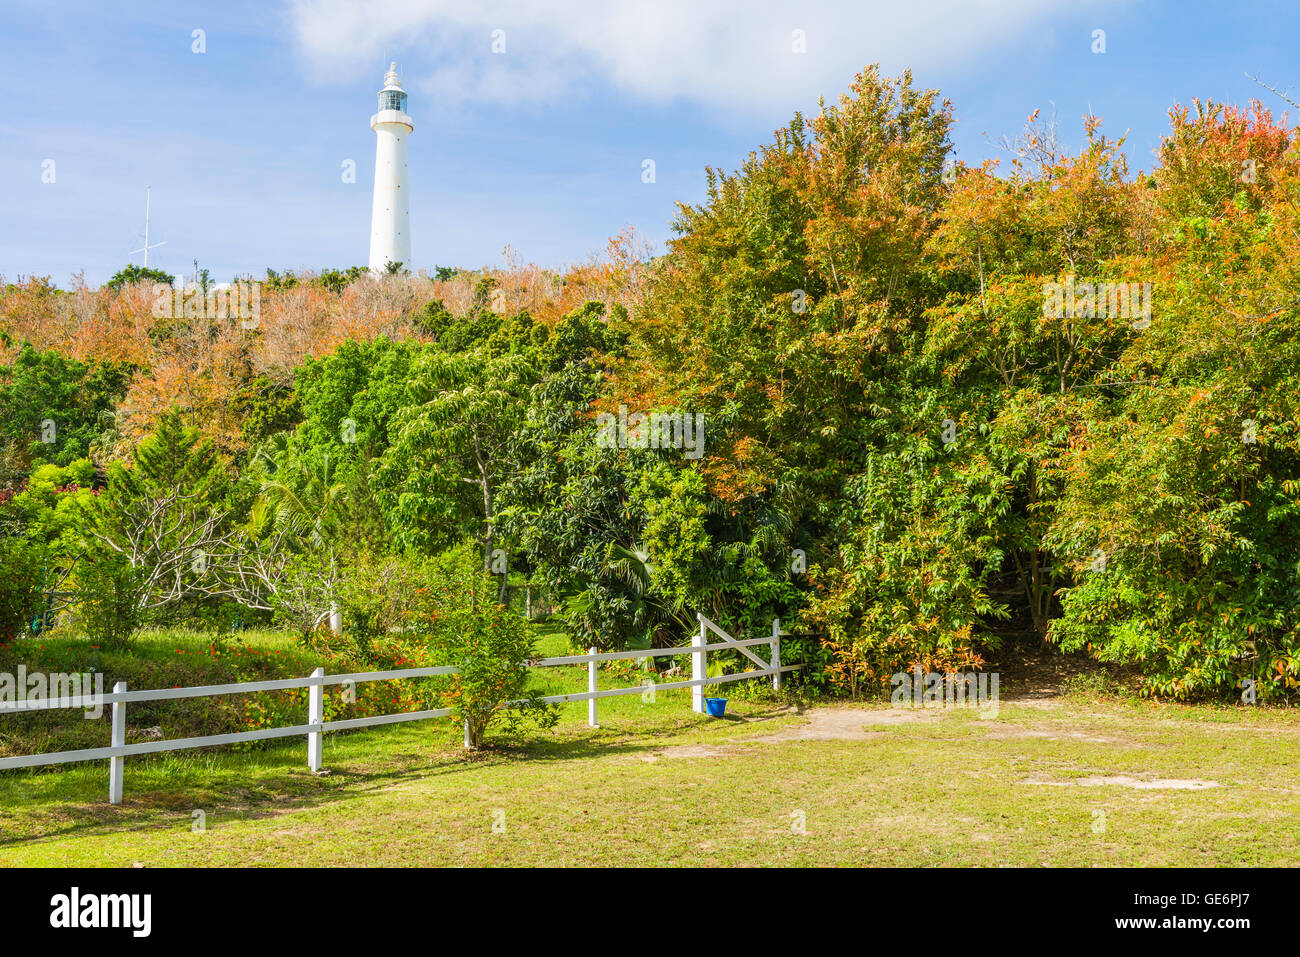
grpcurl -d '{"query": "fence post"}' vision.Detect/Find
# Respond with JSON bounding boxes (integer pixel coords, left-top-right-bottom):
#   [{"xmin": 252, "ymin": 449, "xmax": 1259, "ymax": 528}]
[
  {"xmin": 693, "ymin": 614, "xmax": 706, "ymax": 714},
  {"xmin": 109, "ymin": 681, "xmax": 126, "ymax": 805},
  {"xmin": 771, "ymin": 618, "xmax": 782, "ymax": 691},
  {"xmin": 587, "ymin": 646, "xmax": 599, "ymax": 727},
  {"xmin": 463, "ymin": 719, "xmax": 471, "ymax": 749},
  {"xmin": 307, "ymin": 667, "xmax": 324, "ymax": 772}
]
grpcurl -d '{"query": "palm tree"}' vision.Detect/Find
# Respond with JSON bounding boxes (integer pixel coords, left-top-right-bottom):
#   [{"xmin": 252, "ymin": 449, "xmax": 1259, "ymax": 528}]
[
  {"xmin": 600, "ymin": 543, "xmax": 694, "ymax": 648},
  {"xmin": 254, "ymin": 449, "xmax": 352, "ymax": 633}
]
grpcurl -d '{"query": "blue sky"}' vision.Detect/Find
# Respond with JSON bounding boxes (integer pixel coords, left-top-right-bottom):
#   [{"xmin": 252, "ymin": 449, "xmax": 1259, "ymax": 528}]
[{"xmin": 2, "ymin": 0, "xmax": 1298, "ymax": 287}]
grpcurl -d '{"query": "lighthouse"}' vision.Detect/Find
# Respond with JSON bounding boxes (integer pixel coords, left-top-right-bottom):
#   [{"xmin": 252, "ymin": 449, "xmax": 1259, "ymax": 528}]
[{"xmin": 368, "ymin": 63, "xmax": 413, "ymax": 273}]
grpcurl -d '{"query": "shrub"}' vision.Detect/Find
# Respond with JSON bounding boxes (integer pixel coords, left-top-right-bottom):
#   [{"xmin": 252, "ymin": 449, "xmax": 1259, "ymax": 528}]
[
  {"xmin": 333, "ymin": 551, "xmax": 440, "ymax": 652},
  {"xmin": 333, "ymin": 546, "xmax": 558, "ymax": 748},
  {"xmin": 75, "ymin": 551, "xmax": 146, "ymax": 651},
  {"xmin": 369, "ymin": 547, "xmax": 558, "ymax": 748},
  {"xmin": 0, "ymin": 537, "xmax": 45, "ymax": 643},
  {"xmin": 438, "ymin": 589, "xmax": 557, "ymax": 749},
  {"xmin": 803, "ymin": 448, "xmax": 1005, "ymax": 695}
]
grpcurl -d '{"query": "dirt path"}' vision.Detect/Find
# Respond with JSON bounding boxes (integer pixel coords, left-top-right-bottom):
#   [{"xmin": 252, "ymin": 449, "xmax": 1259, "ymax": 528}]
[
  {"xmin": 642, "ymin": 693, "xmax": 1297, "ymax": 769},
  {"xmin": 640, "ymin": 706, "xmax": 935, "ymax": 759},
  {"xmin": 743, "ymin": 706, "xmax": 936, "ymax": 741}
]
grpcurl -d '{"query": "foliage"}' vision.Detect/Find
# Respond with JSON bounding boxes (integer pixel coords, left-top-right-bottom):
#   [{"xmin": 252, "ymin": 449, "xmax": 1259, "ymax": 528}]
[
  {"xmin": 0, "ymin": 530, "xmax": 45, "ymax": 642},
  {"xmin": 0, "ymin": 344, "xmax": 131, "ymax": 471},
  {"xmin": 105, "ymin": 265, "xmax": 174, "ymax": 290},
  {"xmin": 373, "ymin": 547, "xmax": 559, "ymax": 748},
  {"xmin": 79, "ymin": 411, "xmax": 236, "ymax": 644},
  {"xmin": 803, "ymin": 436, "xmax": 1006, "ymax": 694},
  {"xmin": 0, "ymin": 460, "xmax": 99, "ymax": 635},
  {"xmin": 3, "ymin": 70, "xmax": 1299, "ymax": 704},
  {"xmin": 74, "ymin": 549, "xmax": 147, "ymax": 650}
]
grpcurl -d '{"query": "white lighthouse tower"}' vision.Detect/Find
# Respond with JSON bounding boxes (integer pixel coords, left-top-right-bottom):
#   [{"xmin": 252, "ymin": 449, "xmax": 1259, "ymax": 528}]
[{"xmin": 368, "ymin": 63, "xmax": 413, "ymax": 273}]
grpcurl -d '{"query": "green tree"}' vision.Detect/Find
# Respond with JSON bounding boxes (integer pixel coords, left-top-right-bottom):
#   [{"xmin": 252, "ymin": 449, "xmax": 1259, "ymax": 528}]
[
  {"xmin": 418, "ymin": 549, "xmax": 556, "ymax": 749},
  {"xmin": 105, "ymin": 264, "xmax": 174, "ymax": 289},
  {"xmin": 82, "ymin": 411, "xmax": 234, "ymax": 640},
  {"xmin": 0, "ymin": 345, "xmax": 131, "ymax": 470},
  {"xmin": 376, "ymin": 349, "xmax": 535, "ymax": 588}
]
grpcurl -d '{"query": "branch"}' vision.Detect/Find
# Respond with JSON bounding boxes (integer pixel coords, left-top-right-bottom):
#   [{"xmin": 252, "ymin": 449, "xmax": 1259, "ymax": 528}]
[{"xmin": 1246, "ymin": 72, "xmax": 1300, "ymax": 112}]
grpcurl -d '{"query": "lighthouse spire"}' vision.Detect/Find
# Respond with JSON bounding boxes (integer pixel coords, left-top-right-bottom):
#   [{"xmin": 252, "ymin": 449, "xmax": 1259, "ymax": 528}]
[{"xmin": 368, "ymin": 62, "xmax": 414, "ymax": 273}]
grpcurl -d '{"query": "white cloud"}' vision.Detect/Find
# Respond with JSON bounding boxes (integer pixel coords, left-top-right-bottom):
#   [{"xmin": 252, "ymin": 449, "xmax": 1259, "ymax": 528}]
[{"xmin": 286, "ymin": 0, "xmax": 1118, "ymax": 114}]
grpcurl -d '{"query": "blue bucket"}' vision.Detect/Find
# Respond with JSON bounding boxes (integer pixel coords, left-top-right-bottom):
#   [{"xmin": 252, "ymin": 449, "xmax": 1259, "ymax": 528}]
[{"xmin": 705, "ymin": 697, "xmax": 728, "ymax": 718}]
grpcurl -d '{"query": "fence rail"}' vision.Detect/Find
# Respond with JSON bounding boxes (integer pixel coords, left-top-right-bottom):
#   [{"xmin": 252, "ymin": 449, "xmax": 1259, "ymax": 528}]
[{"xmin": 0, "ymin": 615, "xmax": 799, "ymax": 803}]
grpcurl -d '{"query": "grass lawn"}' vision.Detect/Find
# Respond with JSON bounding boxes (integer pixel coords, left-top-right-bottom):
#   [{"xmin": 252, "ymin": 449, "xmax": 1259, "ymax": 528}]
[{"xmin": 2, "ymin": 629, "xmax": 1299, "ymax": 866}]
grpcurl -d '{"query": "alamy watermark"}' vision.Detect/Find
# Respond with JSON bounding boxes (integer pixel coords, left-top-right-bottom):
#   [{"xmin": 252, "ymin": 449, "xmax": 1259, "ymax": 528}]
[
  {"xmin": 0, "ymin": 666, "xmax": 104, "ymax": 718},
  {"xmin": 151, "ymin": 280, "xmax": 261, "ymax": 328},
  {"xmin": 595, "ymin": 404, "xmax": 706, "ymax": 459},
  {"xmin": 1042, "ymin": 276, "xmax": 1152, "ymax": 329},
  {"xmin": 50, "ymin": 887, "xmax": 151, "ymax": 937},
  {"xmin": 891, "ymin": 667, "xmax": 999, "ymax": 719}
]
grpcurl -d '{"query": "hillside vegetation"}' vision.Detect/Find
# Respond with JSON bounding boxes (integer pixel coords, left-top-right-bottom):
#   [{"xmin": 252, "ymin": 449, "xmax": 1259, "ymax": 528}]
[{"xmin": 3, "ymin": 67, "xmax": 1299, "ymax": 704}]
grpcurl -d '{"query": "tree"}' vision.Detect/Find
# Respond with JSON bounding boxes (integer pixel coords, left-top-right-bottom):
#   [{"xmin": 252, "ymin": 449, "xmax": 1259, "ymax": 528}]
[
  {"xmin": 376, "ymin": 349, "xmax": 535, "ymax": 595},
  {"xmin": 0, "ymin": 499, "xmax": 46, "ymax": 642},
  {"xmin": 249, "ymin": 448, "xmax": 357, "ymax": 638},
  {"xmin": 82, "ymin": 411, "xmax": 236, "ymax": 636},
  {"xmin": 617, "ymin": 65, "xmax": 959, "ymax": 669},
  {"xmin": 0, "ymin": 345, "xmax": 131, "ymax": 471},
  {"xmin": 0, "ymin": 459, "xmax": 99, "ymax": 636},
  {"xmin": 418, "ymin": 549, "xmax": 556, "ymax": 749},
  {"xmin": 1035, "ymin": 98, "xmax": 1300, "ymax": 699},
  {"xmin": 105, "ymin": 264, "xmax": 174, "ymax": 290}
]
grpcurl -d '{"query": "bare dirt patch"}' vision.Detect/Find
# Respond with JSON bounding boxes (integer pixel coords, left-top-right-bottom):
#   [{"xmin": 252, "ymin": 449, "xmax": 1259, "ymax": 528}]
[
  {"xmin": 1023, "ymin": 774, "xmax": 1219, "ymax": 790},
  {"xmin": 977, "ymin": 724, "xmax": 1132, "ymax": 745},
  {"xmin": 745, "ymin": 707, "xmax": 935, "ymax": 742},
  {"xmin": 639, "ymin": 744, "xmax": 734, "ymax": 761},
  {"xmin": 639, "ymin": 707, "xmax": 934, "ymax": 759}
]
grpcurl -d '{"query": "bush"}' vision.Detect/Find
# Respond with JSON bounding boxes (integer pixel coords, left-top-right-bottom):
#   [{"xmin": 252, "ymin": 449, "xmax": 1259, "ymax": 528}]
[
  {"xmin": 802, "ymin": 448, "xmax": 1005, "ymax": 695},
  {"xmin": 333, "ymin": 551, "xmax": 441, "ymax": 652},
  {"xmin": 440, "ymin": 590, "xmax": 557, "ymax": 749},
  {"xmin": 338, "ymin": 546, "xmax": 558, "ymax": 749},
  {"xmin": 75, "ymin": 552, "xmax": 146, "ymax": 651},
  {"xmin": 0, "ymin": 537, "xmax": 45, "ymax": 643}
]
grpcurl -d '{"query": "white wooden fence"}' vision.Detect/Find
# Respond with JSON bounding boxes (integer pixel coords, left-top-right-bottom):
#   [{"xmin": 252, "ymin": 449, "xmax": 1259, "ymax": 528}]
[{"xmin": 0, "ymin": 614, "xmax": 799, "ymax": 804}]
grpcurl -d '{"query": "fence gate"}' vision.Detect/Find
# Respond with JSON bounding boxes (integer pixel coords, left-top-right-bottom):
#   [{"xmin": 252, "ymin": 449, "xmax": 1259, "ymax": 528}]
[{"xmin": 692, "ymin": 614, "xmax": 785, "ymax": 714}]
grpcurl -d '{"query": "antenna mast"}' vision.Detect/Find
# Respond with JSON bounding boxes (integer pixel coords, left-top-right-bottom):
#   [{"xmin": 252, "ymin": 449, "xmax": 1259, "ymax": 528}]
[{"xmin": 128, "ymin": 186, "xmax": 168, "ymax": 267}]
